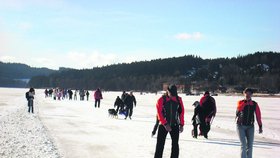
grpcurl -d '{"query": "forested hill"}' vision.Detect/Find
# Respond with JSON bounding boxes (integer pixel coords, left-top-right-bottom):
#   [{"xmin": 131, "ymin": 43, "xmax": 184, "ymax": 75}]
[
  {"xmin": 0, "ymin": 62, "xmax": 55, "ymax": 87},
  {"xmin": 28, "ymin": 52, "xmax": 280, "ymax": 93}
]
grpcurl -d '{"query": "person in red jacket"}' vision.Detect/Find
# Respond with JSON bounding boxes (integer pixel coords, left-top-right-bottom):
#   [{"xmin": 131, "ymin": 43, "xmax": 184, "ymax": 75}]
[
  {"xmin": 154, "ymin": 84, "xmax": 185, "ymax": 158},
  {"xmin": 199, "ymin": 91, "xmax": 216, "ymax": 139},
  {"xmin": 236, "ymin": 88, "xmax": 263, "ymax": 158}
]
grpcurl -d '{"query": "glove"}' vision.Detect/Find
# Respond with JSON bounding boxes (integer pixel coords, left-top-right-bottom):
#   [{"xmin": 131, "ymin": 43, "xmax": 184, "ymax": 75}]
[
  {"xmin": 259, "ymin": 125, "xmax": 263, "ymax": 134},
  {"xmin": 179, "ymin": 125, "xmax": 184, "ymax": 133},
  {"xmin": 164, "ymin": 124, "xmax": 172, "ymax": 132},
  {"xmin": 151, "ymin": 131, "xmax": 156, "ymax": 137}
]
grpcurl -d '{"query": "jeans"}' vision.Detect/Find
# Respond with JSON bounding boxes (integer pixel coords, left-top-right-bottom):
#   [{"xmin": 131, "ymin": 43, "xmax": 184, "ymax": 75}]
[
  {"xmin": 237, "ymin": 125, "xmax": 254, "ymax": 158},
  {"xmin": 154, "ymin": 125, "xmax": 179, "ymax": 158},
  {"xmin": 28, "ymin": 100, "xmax": 34, "ymax": 113}
]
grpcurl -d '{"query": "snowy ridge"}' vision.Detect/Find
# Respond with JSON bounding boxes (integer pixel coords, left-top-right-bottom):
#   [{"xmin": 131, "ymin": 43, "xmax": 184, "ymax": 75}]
[{"xmin": 0, "ymin": 95, "xmax": 61, "ymax": 158}]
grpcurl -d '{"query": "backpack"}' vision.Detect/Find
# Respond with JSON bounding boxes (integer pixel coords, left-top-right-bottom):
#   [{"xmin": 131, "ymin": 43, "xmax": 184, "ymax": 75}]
[
  {"xmin": 202, "ymin": 96, "xmax": 215, "ymax": 116},
  {"xmin": 162, "ymin": 96, "xmax": 182, "ymax": 126},
  {"xmin": 25, "ymin": 92, "xmax": 29, "ymax": 101}
]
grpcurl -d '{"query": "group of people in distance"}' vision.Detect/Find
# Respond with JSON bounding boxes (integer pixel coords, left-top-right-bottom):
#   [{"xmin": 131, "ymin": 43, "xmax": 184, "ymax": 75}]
[
  {"xmin": 152, "ymin": 85, "xmax": 262, "ymax": 158},
  {"xmin": 44, "ymin": 88, "xmax": 103, "ymax": 107},
  {"xmin": 26, "ymin": 85, "xmax": 262, "ymax": 158},
  {"xmin": 113, "ymin": 91, "xmax": 137, "ymax": 119}
]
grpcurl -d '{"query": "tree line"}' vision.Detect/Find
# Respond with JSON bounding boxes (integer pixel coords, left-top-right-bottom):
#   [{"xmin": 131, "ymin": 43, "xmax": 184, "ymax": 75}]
[
  {"xmin": 28, "ymin": 52, "xmax": 280, "ymax": 93},
  {"xmin": 0, "ymin": 62, "xmax": 55, "ymax": 87}
]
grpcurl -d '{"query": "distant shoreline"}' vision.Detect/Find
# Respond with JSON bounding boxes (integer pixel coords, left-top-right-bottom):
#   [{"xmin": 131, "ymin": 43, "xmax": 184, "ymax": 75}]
[
  {"xmin": 0, "ymin": 87, "xmax": 279, "ymax": 98},
  {"xmin": 215, "ymin": 93, "xmax": 280, "ymax": 98}
]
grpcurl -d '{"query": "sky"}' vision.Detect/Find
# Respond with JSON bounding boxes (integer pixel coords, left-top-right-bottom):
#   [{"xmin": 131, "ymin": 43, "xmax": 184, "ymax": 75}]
[{"xmin": 0, "ymin": 0, "xmax": 279, "ymax": 69}]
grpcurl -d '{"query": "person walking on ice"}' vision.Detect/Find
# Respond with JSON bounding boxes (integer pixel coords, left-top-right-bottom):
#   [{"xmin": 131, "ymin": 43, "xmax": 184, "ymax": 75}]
[
  {"xmin": 94, "ymin": 88, "xmax": 103, "ymax": 108},
  {"xmin": 236, "ymin": 88, "xmax": 263, "ymax": 158},
  {"xmin": 124, "ymin": 91, "xmax": 136, "ymax": 119},
  {"xmin": 199, "ymin": 91, "xmax": 216, "ymax": 139},
  {"xmin": 191, "ymin": 101, "xmax": 202, "ymax": 139},
  {"xmin": 154, "ymin": 84, "xmax": 185, "ymax": 158},
  {"xmin": 86, "ymin": 90, "xmax": 90, "ymax": 101},
  {"xmin": 26, "ymin": 88, "xmax": 35, "ymax": 113}
]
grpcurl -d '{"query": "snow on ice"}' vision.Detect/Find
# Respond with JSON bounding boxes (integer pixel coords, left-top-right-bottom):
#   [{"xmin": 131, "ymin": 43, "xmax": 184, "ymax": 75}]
[{"xmin": 0, "ymin": 88, "xmax": 280, "ymax": 158}]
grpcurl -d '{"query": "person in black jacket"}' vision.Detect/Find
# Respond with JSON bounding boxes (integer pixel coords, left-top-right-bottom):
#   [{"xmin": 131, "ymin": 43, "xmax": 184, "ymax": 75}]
[
  {"xmin": 124, "ymin": 92, "xmax": 136, "ymax": 119},
  {"xmin": 154, "ymin": 85, "xmax": 185, "ymax": 158},
  {"xmin": 68, "ymin": 89, "xmax": 73, "ymax": 100},
  {"xmin": 114, "ymin": 96, "xmax": 124, "ymax": 113},
  {"xmin": 199, "ymin": 91, "xmax": 216, "ymax": 139},
  {"xmin": 26, "ymin": 88, "xmax": 35, "ymax": 113},
  {"xmin": 86, "ymin": 90, "xmax": 90, "ymax": 101}
]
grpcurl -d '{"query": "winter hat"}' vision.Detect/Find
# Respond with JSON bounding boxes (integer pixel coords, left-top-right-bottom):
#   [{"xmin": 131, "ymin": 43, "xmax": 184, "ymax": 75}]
[
  {"xmin": 168, "ymin": 84, "xmax": 178, "ymax": 96},
  {"xmin": 204, "ymin": 91, "xmax": 210, "ymax": 95},
  {"xmin": 243, "ymin": 88, "xmax": 253, "ymax": 94},
  {"xmin": 29, "ymin": 88, "xmax": 35, "ymax": 92}
]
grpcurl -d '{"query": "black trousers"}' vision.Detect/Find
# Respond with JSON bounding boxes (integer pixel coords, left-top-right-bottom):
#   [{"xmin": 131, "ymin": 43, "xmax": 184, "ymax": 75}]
[
  {"xmin": 193, "ymin": 124, "xmax": 198, "ymax": 137},
  {"xmin": 200, "ymin": 118, "xmax": 211, "ymax": 138},
  {"xmin": 28, "ymin": 100, "xmax": 34, "ymax": 113},
  {"xmin": 95, "ymin": 99, "xmax": 100, "ymax": 108},
  {"xmin": 125, "ymin": 107, "xmax": 133, "ymax": 117},
  {"xmin": 154, "ymin": 125, "xmax": 179, "ymax": 158},
  {"xmin": 116, "ymin": 104, "xmax": 124, "ymax": 113}
]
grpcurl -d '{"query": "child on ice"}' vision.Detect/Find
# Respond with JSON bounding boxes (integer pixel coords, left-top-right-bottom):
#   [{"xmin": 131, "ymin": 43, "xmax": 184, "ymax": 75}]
[{"xmin": 191, "ymin": 101, "xmax": 202, "ymax": 138}]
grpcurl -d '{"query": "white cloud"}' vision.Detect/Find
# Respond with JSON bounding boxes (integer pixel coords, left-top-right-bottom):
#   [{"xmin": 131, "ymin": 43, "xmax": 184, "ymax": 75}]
[
  {"xmin": 0, "ymin": 49, "xmax": 179, "ymax": 70},
  {"xmin": 65, "ymin": 51, "xmax": 118, "ymax": 69},
  {"xmin": 0, "ymin": 51, "xmax": 118, "ymax": 69},
  {"xmin": 174, "ymin": 32, "xmax": 203, "ymax": 41},
  {"xmin": 0, "ymin": 55, "xmax": 16, "ymax": 62}
]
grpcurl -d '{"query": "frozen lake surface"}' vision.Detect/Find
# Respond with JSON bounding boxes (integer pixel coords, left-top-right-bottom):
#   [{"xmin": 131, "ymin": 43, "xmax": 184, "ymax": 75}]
[{"xmin": 0, "ymin": 88, "xmax": 280, "ymax": 158}]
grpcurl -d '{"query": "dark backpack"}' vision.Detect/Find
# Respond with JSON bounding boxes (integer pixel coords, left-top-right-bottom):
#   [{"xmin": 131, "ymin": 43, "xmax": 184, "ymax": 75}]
[
  {"xmin": 25, "ymin": 92, "xmax": 29, "ymax": 101},
  {"xmin": 202, "ymin": 96, "xmax": 215, "ymax": 116},
  {"xmin": 162, "ymin": 96, "xmax": 182, "ymax": 126}
]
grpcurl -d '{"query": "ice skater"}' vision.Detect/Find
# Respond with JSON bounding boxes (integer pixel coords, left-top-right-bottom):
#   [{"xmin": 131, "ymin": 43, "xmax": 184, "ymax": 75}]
[
  {"xmin": 236, "ymin": 88, "xmax": 263, "ymax": 158},
  {"xmin": 154, "ymin": 84, "xmax": 185, "ymax": 158}
]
